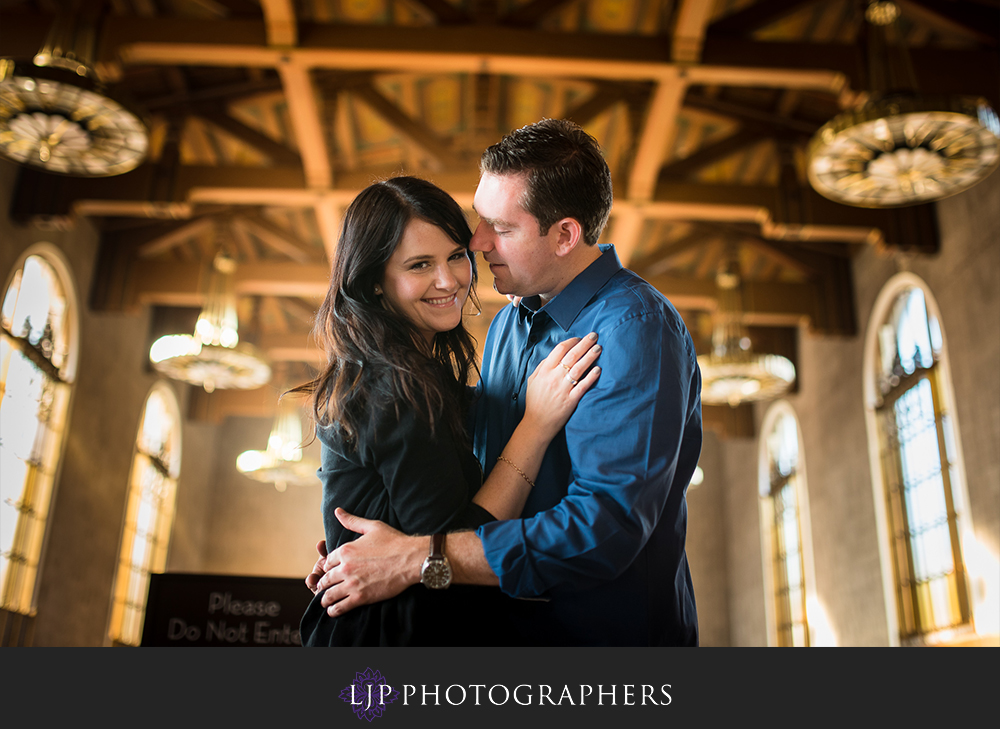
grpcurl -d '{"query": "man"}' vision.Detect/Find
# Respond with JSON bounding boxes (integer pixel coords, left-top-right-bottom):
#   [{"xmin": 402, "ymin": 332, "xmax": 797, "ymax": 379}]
[{"xmin": 311, "ymin": 118, "xmax": 702, "ymax": 646}]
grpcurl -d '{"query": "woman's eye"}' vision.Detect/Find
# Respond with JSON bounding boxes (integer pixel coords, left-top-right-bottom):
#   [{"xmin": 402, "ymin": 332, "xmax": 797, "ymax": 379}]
[
  {"xmin": 410, "ymin": 262, "xmax": 429, "ymax": 270},
  {"xmin": 450, "ymin": 252, "xmax": 467, "ymax": 261}
]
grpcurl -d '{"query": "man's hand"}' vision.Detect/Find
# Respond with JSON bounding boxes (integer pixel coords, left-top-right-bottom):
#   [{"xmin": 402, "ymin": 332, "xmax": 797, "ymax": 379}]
[
  {"xmin": 317, "ymin": 508, "xmax": 425, "ymax": 617},
  {"xmin": 305, "ymin": 539, "xmax": 328, "ymax": 594}
]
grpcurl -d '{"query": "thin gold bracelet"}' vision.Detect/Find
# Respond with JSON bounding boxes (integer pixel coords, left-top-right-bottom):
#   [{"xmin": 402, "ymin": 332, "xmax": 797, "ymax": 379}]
[{"xmin": 496, "ymin": 455, "xmax": 535, "ymax": 489}]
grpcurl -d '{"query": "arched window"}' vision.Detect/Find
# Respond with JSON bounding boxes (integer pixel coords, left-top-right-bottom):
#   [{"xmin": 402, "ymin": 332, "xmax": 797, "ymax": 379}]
[
  {"xmin": 864, "ymin": 274, "xmax": 972, "ymax": 644},
  {"xmin": 1, "ymin": 247, "xmax": 79, "ymax": 623},
  {"xmin": 759, "ymin": 402, "xmax": 815, "ymax": 647},
  {"xmin": 107, "ymin": 382, "xmax": 181, "ymax": 647}
]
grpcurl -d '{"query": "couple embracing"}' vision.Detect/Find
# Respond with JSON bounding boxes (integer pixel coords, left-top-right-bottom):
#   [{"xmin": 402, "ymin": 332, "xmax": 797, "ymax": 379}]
[{"xmin": 295, "ymin": 118, "xmax": 701, "ymax": 647}]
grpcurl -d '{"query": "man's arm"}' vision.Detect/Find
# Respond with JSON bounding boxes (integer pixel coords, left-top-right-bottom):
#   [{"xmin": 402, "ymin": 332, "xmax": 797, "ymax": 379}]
[
  {"xmin": 316, "ymin": 508, "xmax": 497, "ymax": 617},
  {"xmin": 476, "ymin": 306, "xmax": 700, "ymax": 597}
]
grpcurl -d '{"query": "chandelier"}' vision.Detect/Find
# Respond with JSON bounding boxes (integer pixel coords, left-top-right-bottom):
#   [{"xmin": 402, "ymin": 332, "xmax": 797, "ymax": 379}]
[
  {"xmin": 697, "ymin": 258, "xmax": 796, "ymax": 407},
  {"xmin": 0, "ymin": 5, "xmax": 148, "ymax": 177},
  {"xmin": 149, "ymin": 252, "xmax": 271, "ymax": 393},
  {"xmin": 236, "ymin": 402, "xmax": 319, "ymax": 492},
  {"xmin": 806, "ymin": 0, "xmax": 999, "ymax": 208}
]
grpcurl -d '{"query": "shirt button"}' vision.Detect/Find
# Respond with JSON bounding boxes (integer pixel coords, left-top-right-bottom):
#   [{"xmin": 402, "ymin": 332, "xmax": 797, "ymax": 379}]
[
  {"xmin": 528, "ymin": 335, "xmax": 536, "ymax": 343},
  {"xmin": 512, "ymin": 393, "xmax": 518, "ymax": 402}
]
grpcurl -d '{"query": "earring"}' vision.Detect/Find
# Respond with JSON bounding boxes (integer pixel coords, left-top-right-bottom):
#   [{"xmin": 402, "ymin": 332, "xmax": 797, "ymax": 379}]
[{"xmin": 374, "ymin": 285, "xmax": 382, "ymax": 295}]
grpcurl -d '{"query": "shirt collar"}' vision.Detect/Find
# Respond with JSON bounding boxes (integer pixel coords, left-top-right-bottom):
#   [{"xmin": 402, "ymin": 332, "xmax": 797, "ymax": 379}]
[{"xmin": 519, "ymin": 244, "xmax": 622, "ymax": 331}]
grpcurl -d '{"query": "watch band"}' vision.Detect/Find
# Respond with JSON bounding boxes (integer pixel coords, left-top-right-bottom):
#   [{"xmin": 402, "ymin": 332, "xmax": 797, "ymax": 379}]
[{"xmin": 429, "ymin": 532, "xmax": 445, "ymax": 559}]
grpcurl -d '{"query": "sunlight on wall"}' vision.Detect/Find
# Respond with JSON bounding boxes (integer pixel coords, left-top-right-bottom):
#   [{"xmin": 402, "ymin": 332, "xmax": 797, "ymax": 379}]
[
  {"xmin": 964, "ymin": 533, "xmax": 1000, "ymax": 637},
  {"xmin": 806, "ymin": 596, "xmax": 838, "ymax": 647}
]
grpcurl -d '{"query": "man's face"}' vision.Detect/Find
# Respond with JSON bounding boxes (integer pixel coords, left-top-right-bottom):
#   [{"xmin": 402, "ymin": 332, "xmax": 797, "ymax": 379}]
[{"xmin": 470, "ymin": 172, "xmax": 562, "ymax": 300}]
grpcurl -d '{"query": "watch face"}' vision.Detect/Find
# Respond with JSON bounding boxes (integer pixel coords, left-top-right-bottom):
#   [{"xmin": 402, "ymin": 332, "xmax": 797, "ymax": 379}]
[
  {"xmin": 0, "ymin": 72, "xmax": 148, "ymax": 176},
  {"xmin": 421, "ymin": 559, "xmax": 452, "ymax": 589}
]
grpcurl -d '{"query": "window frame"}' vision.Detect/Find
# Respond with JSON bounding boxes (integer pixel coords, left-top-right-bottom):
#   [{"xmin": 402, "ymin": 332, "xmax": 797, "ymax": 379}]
[
  {"xmin": 757, "ymin": 400, "xmax": 818, "ymax": 648},
  {"xmin": 106, "ymin": 380, "xmax": 182, "ymax": 647},
  {"xmin": 0, "ymin": 244, "xmax": 80, "ymax": 619},
  {"xmin": 862, "ymin": 272, "xmax": 976, "ymax": 646}
]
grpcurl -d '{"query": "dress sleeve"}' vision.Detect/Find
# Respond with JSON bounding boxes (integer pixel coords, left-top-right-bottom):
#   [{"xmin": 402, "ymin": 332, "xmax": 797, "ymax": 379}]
[
  {"xmin": 362, "ymin": 398, "xmax": 493, "ymax": 535},
  {"xmin": 476, "ymin": 311, "xmax": 701, "ymax": 597}
]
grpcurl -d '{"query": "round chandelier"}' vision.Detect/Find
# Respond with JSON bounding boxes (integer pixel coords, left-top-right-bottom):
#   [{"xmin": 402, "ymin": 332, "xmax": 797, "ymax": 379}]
[
  {"xmin": 0, "ymin": 10, "xmax": 148, "ymax": 177},
  {"xmin": 237, "ymin": 404, "xmax": 319, "ymax": 492},
  {"xmin": 697, "ymin": 260, "xmax": 796, "ymax": 408},
  {"xmin": 149, "ymin": 252, "xmax": 271, "ymax": 393},
  {"xmin": 806, "ymin": 1, "xmax": 1000, "ymax": 208}
]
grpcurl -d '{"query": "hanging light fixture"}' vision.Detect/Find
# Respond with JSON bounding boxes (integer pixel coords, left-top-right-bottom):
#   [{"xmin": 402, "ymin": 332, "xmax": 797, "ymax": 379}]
[
  {"xmin": 149, "ymin": 251, "xmax": 271, "ymax": 393},
  {"xmin": 0, "ymin": 3, "xmax": 149, "ymax": 177},
  {"xmin": 236, "ymin": 401, "xmax": 319, "ymax": 492},
  {"xmin": 806, "ymin": 0, "xmax": 999, "ymax": 208},
  {"xmin": 697, "ymin": 256, "xmax": 796, "ymax": 407}
]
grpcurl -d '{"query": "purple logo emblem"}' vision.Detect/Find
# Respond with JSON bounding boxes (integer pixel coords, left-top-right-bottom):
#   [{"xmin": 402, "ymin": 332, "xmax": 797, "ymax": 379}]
[{"xmin": 340, "ymin": 667, "xmax": 400, "ymax": 721}]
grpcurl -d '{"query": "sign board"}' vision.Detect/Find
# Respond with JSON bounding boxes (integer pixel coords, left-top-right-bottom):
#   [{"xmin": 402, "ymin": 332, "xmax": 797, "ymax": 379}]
[{"xmin": 140, "ymin": 573, "xmax": 314, "ymax": 647}]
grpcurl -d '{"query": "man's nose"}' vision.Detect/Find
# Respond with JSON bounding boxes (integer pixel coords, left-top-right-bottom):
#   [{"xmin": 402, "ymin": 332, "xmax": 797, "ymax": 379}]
[{"xmin": 470, "ymin": 221, "xmax": 493, "ymax": 252}]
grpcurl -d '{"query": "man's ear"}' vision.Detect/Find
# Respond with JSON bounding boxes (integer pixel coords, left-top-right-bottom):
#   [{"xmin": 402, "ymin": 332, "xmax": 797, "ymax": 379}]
[{"xmin": 552, "ymin": 217, "xmax": 584, "ymax": 258}]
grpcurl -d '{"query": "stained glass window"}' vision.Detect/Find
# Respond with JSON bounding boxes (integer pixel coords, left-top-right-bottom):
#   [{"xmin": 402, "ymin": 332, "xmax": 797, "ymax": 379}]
[
  {"xmin": 761, "ymin": 406, "xmax": 810, "ymax": 647},
  {"xmin": 1, "ymin": 252, "xmax": 75, "ymax": 616},
  {"xmin": 107, "ymin": 384, "xmax": 181, "ymax": 646},
  {"xmin": 873, "ymin": 285, "xmax": 970, "ymax": 640}
]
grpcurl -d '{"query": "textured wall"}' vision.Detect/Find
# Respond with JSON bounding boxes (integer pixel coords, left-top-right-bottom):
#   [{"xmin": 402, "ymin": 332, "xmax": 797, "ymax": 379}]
[
  {"xmin": 685, "ymin": 430, "xmax": 730, "ymax": 647},
  {"xmin": 721, "ymin": 170, "xmax": 1000, "ymax": 646},
  {"xmin": 198, "ymin": 415, "xmax": 323, "ymax": 578}
]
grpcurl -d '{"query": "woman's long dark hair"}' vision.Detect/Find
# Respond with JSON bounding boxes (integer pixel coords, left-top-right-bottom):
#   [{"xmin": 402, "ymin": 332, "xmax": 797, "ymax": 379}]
[{"xmin": 292, "ymin": 176, "xmax": 480, "ymax": 447}]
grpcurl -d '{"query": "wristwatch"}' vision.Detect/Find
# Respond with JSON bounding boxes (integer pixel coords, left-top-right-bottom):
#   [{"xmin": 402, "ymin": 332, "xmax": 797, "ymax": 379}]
[{"xmin": 419, "ymin": 533, "xmax": 452, "ymax": 589}]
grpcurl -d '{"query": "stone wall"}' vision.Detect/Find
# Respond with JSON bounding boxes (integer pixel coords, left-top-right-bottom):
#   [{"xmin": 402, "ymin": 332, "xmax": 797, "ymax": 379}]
[{"xmin": 721, "ymin": 171, "xmax": 1000, "ymax": 646}]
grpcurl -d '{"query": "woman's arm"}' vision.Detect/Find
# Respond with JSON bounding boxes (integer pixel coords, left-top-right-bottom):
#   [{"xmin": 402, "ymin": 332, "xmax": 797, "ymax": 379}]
[{"xmin": 472, "ymin": 333, "xmax": 601, "ymax": 520}]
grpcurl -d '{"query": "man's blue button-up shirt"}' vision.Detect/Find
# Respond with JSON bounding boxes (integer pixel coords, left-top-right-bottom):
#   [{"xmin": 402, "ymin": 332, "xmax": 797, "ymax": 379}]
[{"xmin": 472, "ymin": 245, "xmax": 701, "ymax": 646}]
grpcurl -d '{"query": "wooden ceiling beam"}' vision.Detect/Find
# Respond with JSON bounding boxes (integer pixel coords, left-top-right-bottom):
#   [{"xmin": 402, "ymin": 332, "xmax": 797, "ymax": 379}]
[
  {"xmin": 503, "ymin": 0, "xmax": 576, "ymax": 28},
  {"xmin": 349, "ymin": 83, "xmax": 463, "ymax": 169},
  {"xmin": 137, "ymin": 216, "xmax": 217, "ymax": 258},
  {"xmin": 313, "ymin": 197, "xmax": 342, "ymax": 265},
  {"xmin": 235, "ymin": 213, "xmax": 319, "ymax": 263},
  {"xmin": 896, "ymin": 0, "xmax": 999, "ymax": 46},
  {"xmin": 192, "ymin": 106, "xmax": 302, "ymax": 166},
  {"xmin": 0, "ymin": 13, "xmax": 978, "ymax": 97},
  {"xmin": 707, "ymin": 0, "xmax": 822, "ymax": 37},
  {"xmin": 139, "ymin": 77, "xmax": 285, "ymax": 111},
  {"xmin": 631, "ymin": 226, "xmax": 722, "ymax": 277},
  {"xmin": 26, "ymin": 162, "xmax": 884, "ymax": 244},
  {"xmin": 407, "ymin": 0, "xmax": 473, "ymax": 25},
  {"xmin": 658, "ymin": 128, "xmax": 770, "ymax": 180},
  {"xmin": 673, "ymin": 0, "xmax": 718, "ymax": 62},
  {"xmin": 563, "ymin": 84, "xmax": 631, "ymax": 126},
  {"xmin": 276, "ymin": 60, "xmax": 331, "ymax": 188},
  {"xmin": 628, "ymin": 72, "xmax": 687, "ymax": 200},
  {"xmin": 260, "ymin": 0, "xmax": 297, "ymax": 47},
  {"xmin": 683, "ymin": 92, "xmax": 822, "ymax": 136},
  {"xmin": 129, "ymin": 260, "xmax": 331, "ymax": 307}
]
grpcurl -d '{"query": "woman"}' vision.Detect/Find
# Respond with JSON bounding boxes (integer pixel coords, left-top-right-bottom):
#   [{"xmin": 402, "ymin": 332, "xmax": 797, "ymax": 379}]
[{"xmin": 296, "ymin": 176, "xmax": 600, "ymax": 646}]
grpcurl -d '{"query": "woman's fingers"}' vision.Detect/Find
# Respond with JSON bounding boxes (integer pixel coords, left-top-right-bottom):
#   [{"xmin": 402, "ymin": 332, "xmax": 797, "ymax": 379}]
[
  {"xmin": 568, "ymin": 362, "xmax": 601, "ymax": 397},
  {"xmin": 560, "ymin": 332, "xmax": 599, "ymax": 370},
  {"xmin": 544, "ymin": 336, "xmax": 582, "ymax": 367},
  {"xmin": 565, "ymin": 342, "xmax": 602, "ymax": 385}
]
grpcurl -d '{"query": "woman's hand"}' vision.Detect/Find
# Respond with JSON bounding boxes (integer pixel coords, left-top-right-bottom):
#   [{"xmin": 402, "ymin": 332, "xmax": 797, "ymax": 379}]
[{"xmin": 523, "ymin": 333, "xmax": 602, "ymax": 441}]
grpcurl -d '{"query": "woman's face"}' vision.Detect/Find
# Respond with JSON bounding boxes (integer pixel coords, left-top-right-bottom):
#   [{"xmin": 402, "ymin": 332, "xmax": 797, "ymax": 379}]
[{"xmin": 380, "ymin": 217, "xmax": 472, "ymax": 342}]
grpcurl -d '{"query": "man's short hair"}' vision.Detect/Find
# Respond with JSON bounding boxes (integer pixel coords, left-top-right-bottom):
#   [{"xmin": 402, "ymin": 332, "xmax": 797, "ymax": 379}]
[{"xmin": 480, "ymin": 118, "xmax": 614, "ymax": 246}]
